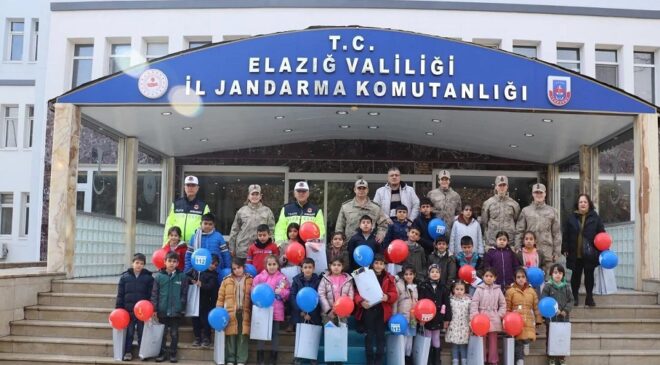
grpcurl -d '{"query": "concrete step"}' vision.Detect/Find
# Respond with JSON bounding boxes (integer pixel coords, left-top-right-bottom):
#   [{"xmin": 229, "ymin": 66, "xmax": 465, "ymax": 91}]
[
  {"xmin": 50, "ymin": 279, "xmax": 117, "ymax": 295},
  {"xmin": 37, "ymin": 292, "xmax": 115, "ymax": 307},
  {"xmin": 580, "ymin": 291, "xmax": 658, "ymax": 305},
  {"xmin": 24, "ymin": 305, "xmax": 114, "ymax": 322},
  {"xmin": 570, "ymin": 318, "xmax": 660, "ymax": 333},
  {"xmin": 570, "ymin": 304, "xmax": 660, "ymax": 319}
]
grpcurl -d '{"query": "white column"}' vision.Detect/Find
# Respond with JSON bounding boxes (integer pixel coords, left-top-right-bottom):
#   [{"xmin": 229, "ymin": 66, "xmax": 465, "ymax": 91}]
[
  {"xmin": 91, "ymin": 36, "xmax": 106, "ymax": 80},
  {"xmin": 583, "ymin": 41, "xmax": 596, "ymax": 78},
  {"xmin": 123, "ymin": 137, "xmax": 138, "ymax": 264},
  {"xmin": 620, "ymin": 44, "xmax": 635, "ymax": 94},
  {"xmin": 539, "ymin": 41, "xmax": 557, "ymax": 64},
  {"xmin": 500, "ymin": 38, "xmax": 513, "ymax": 53}
]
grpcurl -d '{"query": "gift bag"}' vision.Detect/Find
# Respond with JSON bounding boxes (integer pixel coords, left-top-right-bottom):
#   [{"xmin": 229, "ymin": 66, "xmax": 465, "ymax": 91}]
[
  {"xmin": 112, "ymin": 328, "xmax": 126, "ymax": 361},
  {"xmin": 548, "ymin": 322, "xmax": 571, "ymax": 356},
  {"xmin": 594, "ymin": 267, "xmax": 618, "ymax": 295},
  {"xmin": 353, "ymin": 268, "xmax": 384, "ymax": 308},
  {"xmin": 139, "ymin": 319, "xmax": 165, "ymax": 360},
  {"xmin": 305, "ymin": 240, "xmax": 327, "ymax": 274},
  {"xmin": 294, "ymin": 323, "xmax": 322, "ymax": 360},
  {"xmin": 467, "ymin": 335, "xmax": 484, "ymax": 365},
  {"xmin": 282, "ymin": 266, "xmax": 301, "ymax": 287},
  {"xmin": 249, "ymin": 305, "xmax": 274, "ymax": 340},
  {"xmin": 387, "ymin": 335, "xmax": 406, "ymax": 365},
  {"xmin": 324, "ymin": 321, "xmax": 348, "ymax": 362},
  {"xmin": 502, "ymin": 337, "xmax": 515, "ymax": 365},
  {"xmin": 387, "ymin": 263, "xmax": 402, "ymax": 276},
  {"xmin": 213, "ymin": 330, "xmax": 225, "ymax": 365},
  {"xmin": 185, "ymin": 284, "xmax": 200, "ymax": 317},
  {"xmin": 412, "ymin": 334, "xmax": 431, "ymax": 365}
]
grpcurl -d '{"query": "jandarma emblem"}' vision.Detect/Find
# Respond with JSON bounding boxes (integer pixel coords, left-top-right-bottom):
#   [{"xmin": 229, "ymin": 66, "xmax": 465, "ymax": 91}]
[{"xmin": 547, "ymin": 76, "xmax": 571, "ymax": 106}]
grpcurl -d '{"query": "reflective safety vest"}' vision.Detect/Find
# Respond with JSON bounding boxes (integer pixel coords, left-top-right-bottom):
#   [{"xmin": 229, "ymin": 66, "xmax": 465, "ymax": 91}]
[
  {"xmin": 163, "ymin": 197, "xmax": 210, "ymax": 244},
  {"xmin": 274, "ymin": 201, "xmax": 326, "ymax": 244}
]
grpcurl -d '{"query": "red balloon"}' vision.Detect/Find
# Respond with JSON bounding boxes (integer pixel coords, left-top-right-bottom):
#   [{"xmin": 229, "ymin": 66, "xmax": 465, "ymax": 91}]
[
  {"xmin": 387, "ymin": 240, "xmax": 409, "ymax": 264},
  {"xmin": 334, "ymin": 296, "xmax": 355, "ymax": 317},
  {"xmin": 286, "ymin": 242, "xmax": 306, "ymax": 265},
  {"xmin": 109, "ymin": 308, "xmax": 130, "ymax": 330},
  {"xmin": 503, "ymin": 312, "xmax": 524, "ymax": 337},
  {"xmin": 471, "ymin": 313, "xmax": 490, "ymax": 336},
  {"xmin": 299, "ymin": 221, "xmax": 320, "ymax": 241},
  {"xmin": 134, "ymin": 300, "xmax": 154, "ymax": 322},
  {"xmin": 458, "ymin": 265, "xmax": 476, "ymax": 283},
  {"xmin": 152, "ymin": 248, "xmax": 167, "ymax": 270},
  {"xmin": 414, "ymin": 299, "xmax": 437, "ymax": 323},
  {"xmin": 594, "ymin": 232, "xmax": 612, "ymax": 251}
]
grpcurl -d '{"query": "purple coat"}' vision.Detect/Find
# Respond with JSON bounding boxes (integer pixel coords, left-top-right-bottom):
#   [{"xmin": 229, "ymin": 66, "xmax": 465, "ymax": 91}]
[{"xmin": 483, "ymin": 246, "xmax": 521, "ymax": 288}]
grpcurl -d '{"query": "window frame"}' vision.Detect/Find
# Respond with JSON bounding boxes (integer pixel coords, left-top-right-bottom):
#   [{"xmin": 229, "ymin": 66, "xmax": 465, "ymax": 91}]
[
  {"xmin": 145, "ymin": 41, "xmax": 168, "ymax": 61},
  {"xmin": 19, "ymin": 192, "xmax": 29, "ymax": 237},
  {"xmin": 556, "ymin": 47, "xmax": 581, "ymax": 72},
  {"xmin": 512, "ymin": 45, "xmax": 537, "ymax": 59},
  {"xmin": 1, "ymin": 105, "xmax": 18, "ymax": 149},
  {"xmin": 6, "ymin": 19, "xmax": 24, "ymax": 61},
  {"xmin": 29, "ymin": 19, "xmax": 38, "ymax": 62},
  {"xmin": 109, "ymin": 43, "xmax": 131, "ymax": 74},
  {"xmin": 595, "ymin": 48, "xmax": 619, "ymax": 87},
  {"xmin": 633, "ymin": 51, "xmax": 656, "ymax": 103},
  {"xmin": 24, "ymin": 105, "xmax": 34, "ymax": 149},
  {"xmin": 71, "ymin": 43, "xmax": 94, "ymax": 88},
  {"xmin": 0, "ymin": 192, "xmax": 14, "ymax": 236}
]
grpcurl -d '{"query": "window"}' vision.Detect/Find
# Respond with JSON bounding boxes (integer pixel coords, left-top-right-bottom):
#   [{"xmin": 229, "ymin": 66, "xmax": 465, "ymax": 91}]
[
  {"xmin": 72, "ymin": 44, "xmax": 93, "ymax": 87},
  {"xmin": 513, "ymin": 45, "xmax": 537, "ymax": 58},
  {"xmin": 634, "ymin": 51, "xmax": 655, "ymax": 103},
  {"xmin": 557, "ymin": 47, "xmax": 580, "ymax": 72},
  {"xmin": 0, "ymin": 193, "xmax": 13, "ymax": 235},
  {"xmin": 146, "ymin": 42, "xmax": 168, "ymax": 61},
  {"xmin": 2, "ymin": 106, "xmax": 18, "ymax": 148},
  {"xmin": 596, "ymin": 49, "xmax": 619, "ymax": 87},
  {"xmin": 24, "ymin": 105, "xmax": 33, "ymax": 148},
  {"xmin": 7, "ymin": 20, "xmax": 24, "ymax": 61},
  {"xmin": 188, "ymin": 40, "xmax": 211, "ymax": 49},
  {"xmin": 29, "ymin": 19, "xmax": 38, "ymax": 61},
  {"xmin": 109, "ymin": 43, "xmax": 131, "ymax": 73},
  {"xmin": 20, "ymin": 193, "xmax": 29, "ymax": 236}
]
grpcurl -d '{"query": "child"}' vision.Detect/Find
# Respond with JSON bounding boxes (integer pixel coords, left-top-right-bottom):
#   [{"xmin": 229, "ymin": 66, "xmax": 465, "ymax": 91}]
[
  {"xmin": 541, "ymin": 264, "xmax": 573, "ymax": 365},
  {"xmin": 505, "ymin": 268, "xmax": 542, "ymax": 365},
  {"xmin": 402, "ymin": 227, "xmax": 427, "ymax": 281},
  {"xmin": 318, "ymin": 256, "xmax": 355, "ymax": 326},
  {"xmin": 419, "ymin": 263, "xmax": 452, "ymax": 365},
  {"xmin": 517, "ymin": 231, "xmax": 546, "ymax": 271},
  {"xmin": 252, "ymin": 255, "xmax": 290, "ymax": 365},
  {"xmin": 326, "ymin": 231, "xmax": 350, "ymax": 272},
  {"xmin": 151, "ymin": 251, "xmax": 189, "ymax": 363},
  {"xmin": 354, "ymin": 254, "xmax": 398, "ymax": 365},
  {"xmin": 217, "ymin": 257, "xmax": 253, "ymax": 365},
  {"xmin": 116, "ymin": 253, "xmax": 154, "ymax": 361},
  {"xmin": 383, "ymin": 205, "xmax": 413, "ymax": 250},
  {"xmin": 412, "ymin": 197, "xmax": 436, "ymax": 255},
  {"xmin": 455, "ymin": 236, "xmax": 482, "ymax": 270},
  {"xmin": 247, "ymin": 224, "xmax": 280, "ymax": 274},
  {"xmin": 188, "ymin": 254, "xmax": 220, "ymax": 347},
  {"xmin": 446, "ymin": 281, "xmax": 471, "ymax": 365},
  {"xmin": 290, "ymin": 258, "xmax": 322, "ymax": 365},
  {"xmin": 185, "ymin": 213, "xmax": 231, "ymax": 274},
  {"xmin": 347, "ymin": 215, "xmax": 380, "ymax": 272},
  {"xmin": 164, "ymin": 226, "xmax": 187, "ymax": 272},
  {"xmin": 393, "ymin": 265, "xmax": 419, "ymax": 364},
  {"xmin": 428, "ymin": 236, "xmax": 458, "ymax": 286},
  {"xmin": 279, "ymin": 223, "xmax": 304, "ymax": 268},
  {"xmin": 470, "ymin": 268, "xmax": 506, "ymax": 365},
  {"xmin": 484, "ymin": 231, "xmax": 521, "ymax": 290}
]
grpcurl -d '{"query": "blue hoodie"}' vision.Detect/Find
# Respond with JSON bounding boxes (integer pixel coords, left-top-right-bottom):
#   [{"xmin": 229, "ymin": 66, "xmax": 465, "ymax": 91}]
[{"xmin": 185, "ymin": 228, "xmax": 231, "ymax": 273}]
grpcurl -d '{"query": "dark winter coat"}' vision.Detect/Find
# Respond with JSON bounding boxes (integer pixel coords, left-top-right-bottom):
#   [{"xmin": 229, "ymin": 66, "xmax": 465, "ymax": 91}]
[
  {"xmin": 541, "ymin": 279, "xmax": 574, "ymax": 320},
  {"xmin": 403, "ymin": 240, "xmax": 427, "ymax": 281},
  {"xmin": 483, "ymin": 246, "xmax": 522, "ymax": 288},
  {"xmin": 116, "ymin": 268, "xmax": 154, "ymax": 312},
  {"xmin": 562, "ymin": 209, "xmax": 606, "ymax": 270},
  {"xmin": 151, "ymin": 269, "xmax": 189, "ymax": 317},
  {"xmin": 383, "ymin": 218, "xmax": 413, "ymax": 250},
  {"xmin": 427, "ymin": 250, "xmax": 457, "ymax": 286},
  {"xmin": 289, "ymin": 272, "xmax": 322, "ymax": 325},
  {"xmin": 412, "ymin": 214, "xmax": 435, "ymax": 255},
  {"xmin": 418, "ymin": 280, "xmax": 452, "ymax": 330},
  {"xmin": 347, "ymin": 229, "xmax": 381, "ymax": 272},
  {"xmin": 186, "ymin": 268, "xmax": 220, "ymax": 310}
]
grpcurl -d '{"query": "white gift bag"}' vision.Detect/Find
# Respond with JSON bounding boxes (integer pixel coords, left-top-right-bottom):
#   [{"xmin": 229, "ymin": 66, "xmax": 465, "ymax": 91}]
[
  {"xmin": 294, "ymin": 323, "xmax": 322, "ymax": 360},
  {"xmin": 305, "ymin": 240, "xmax": 328, "ymax": 274},
  {"xmin": 249, "ymin": 305, "xmax": 274, "ymax": 340},
  {"xmin": 502, "ymin": 337, "xmax": 515, "ymax": 365},
  {"xmin": 185, "ymin": 284, "xmax": 200, "ymax": 317},
  {"xmin": 387, "ymin": 263, "xmax": 402, "ymax": 276},
  {"xmin": 324, "ymin": 321, "xmax": 348, "ymax": 362},
  {"xmin": 353, "ymin": 268, "xmax": 385, "ymax": 308},
  {"xmin": 412, "ymin": 335, "xmax": 431, "ymax": 365},
  {"xmin": 593, "ymin": 267, "xmax": 618, "ymax": 295},
  {"xmin": 548, "ymin": 322, "xmax": 571, "ymax": 356},
  {"xmin": 281, "ymin": 266, "xmax": 301, "ymax": 287},
  {"xmin": 112, "ymin": 328, "xmax": 126, "ymax": 361},
  {"xmin": 467, "ymin": 335, "xmax": 484, "ymax": 365},
  {"xmin": 139, "ymin": 319, "xmax": 165, "ymax": 360},
  {"xmin": 387, "ymin": 335, "xmax": 406, "ymax": 365},
  {"xmin": 213, "ymin": 330, "xmax": 225, "ymax": 365}
]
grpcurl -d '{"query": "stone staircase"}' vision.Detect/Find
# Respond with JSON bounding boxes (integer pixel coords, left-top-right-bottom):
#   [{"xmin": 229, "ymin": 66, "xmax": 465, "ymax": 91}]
[{"xmin": 0, "ymin": 278, "xmax": 659, "ymax": 364}]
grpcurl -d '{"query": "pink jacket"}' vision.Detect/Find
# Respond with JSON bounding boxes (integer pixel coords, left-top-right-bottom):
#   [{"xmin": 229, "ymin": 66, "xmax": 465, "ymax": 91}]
[
  {"xmin": 252, "ymin": 270, "xmax": 290, "ymax": 322},
  {"xmin": 318, "ymin": 272, "xmax": 354, "ymax": 315},
  {"xmin": 470, "ymin": 283, "xmax": 506, "ymax": 332}
]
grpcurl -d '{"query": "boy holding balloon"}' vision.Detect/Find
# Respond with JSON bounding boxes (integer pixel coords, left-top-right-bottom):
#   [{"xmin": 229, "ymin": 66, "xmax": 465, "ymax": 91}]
[
  {"xmin": 185, "ymin": 213, "xmax": 231, "ymax": 275},
  {"xmin": 541, "ymin": 264, "xmax": 573, "ymax": 365},
  {"xmin": 290, "ymin": 258, "xmax": 322, "ymax": 365},
  {"xmin": 187, "ymin": 254, "xmax": 220, "ymax": 348}
]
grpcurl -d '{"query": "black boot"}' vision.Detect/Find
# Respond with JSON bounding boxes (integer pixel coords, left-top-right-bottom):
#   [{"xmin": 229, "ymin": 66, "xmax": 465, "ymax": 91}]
[
  {"xmin": 434, "ymin": 346, "xmax": 442, "ymax": 365},
  {"xmin": 366, "ymin": 352, "xmax": 374, "ymax": 365},
  {"xmin": 269, "ymin": 351, "xmax": 278, "ymax": 365},
  {"xmin": 573, "ymin": 293, "xmax": 579, "ymax": 306},
  {"xmin": 405, "ymin": 355, "xmax": 413, "ymax": 365},
  {"xmin": 168, "ymin": 350, "xmax": 178, "ymax": 363},
  {"xmin": 585, "ymin": 294, "xmax": 596, "ymax": 307},
  {"xmin": 256, "ymin": 350, "xmax": 265, "ymax": 365},
  {"xmin": 428, "ymin": 347, "xmax": 437, "ymax": 365},
  {"xmin": 374, "ymin": 352, "xmax": 383, "ymax": 365},
  {"xmin": 155, "ymin": 351, "xmax": 167, "ymax": 363}
]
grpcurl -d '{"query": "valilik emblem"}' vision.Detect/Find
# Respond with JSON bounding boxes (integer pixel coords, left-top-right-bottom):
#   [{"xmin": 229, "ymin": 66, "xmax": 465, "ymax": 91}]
[{"xmin": 547, "ymin": 76, "xmax": 571, "ymax": 106}]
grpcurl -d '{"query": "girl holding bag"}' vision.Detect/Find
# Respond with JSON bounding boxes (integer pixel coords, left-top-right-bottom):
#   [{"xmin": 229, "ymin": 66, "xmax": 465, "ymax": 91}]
[{"xmin": 393, "ymin": 265, "xmax": 419, "ymax": 364}]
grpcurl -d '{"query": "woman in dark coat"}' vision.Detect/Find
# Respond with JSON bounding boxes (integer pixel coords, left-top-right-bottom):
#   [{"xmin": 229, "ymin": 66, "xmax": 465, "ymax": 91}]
[{"xmin": 562, "ymin": 193, "xmax": 605, "ymax": 307}]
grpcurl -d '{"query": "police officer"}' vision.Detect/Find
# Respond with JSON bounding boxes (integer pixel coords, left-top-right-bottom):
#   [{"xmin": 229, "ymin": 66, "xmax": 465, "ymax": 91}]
[
  {"xmin": 163, "ymin": 175, "xmax": 210, "ymax": 244},
  {"xmin": 427, "ymin": 170, "xmax": 462, "ymax": 236},
  {"xmin": 274, "ymin": 181, "xmax": 326, "ymax": 244},
  {"xmin": 335, "ymin": 179, "xmax": 389, "ymax": 241},
  {"xmin": 481, "ymin": 175, "xmax": 520, "ymax": 251}
]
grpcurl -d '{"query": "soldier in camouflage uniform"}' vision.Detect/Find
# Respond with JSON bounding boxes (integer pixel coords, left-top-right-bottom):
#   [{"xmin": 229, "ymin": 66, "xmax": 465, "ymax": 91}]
[
  {"xmin": 336, "ymin": 179, "xmax": 389, "ymax": 241},
  {"xmin": 427, "ymin": 170, "xmax": 462, "ymax": 236},
  {"xmin": 482, "ymin": 175, "xmax": 521, "ymax": 251},
  {"xmin": 227, "ymin": 184, "xmax": 276, "ymax": 258},
  {"xmin": 515, "ymin": 183, "xmax": 562, "ymax": 273}
]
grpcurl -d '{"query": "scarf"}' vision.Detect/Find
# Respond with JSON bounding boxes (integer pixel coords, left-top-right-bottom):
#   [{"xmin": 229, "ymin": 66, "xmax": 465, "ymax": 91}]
[
  {"xmin": 235, "ymin": 275, "xmax": 246, "ymax": 309},
  {"xmin": 547, "ymin": 277, "xmax": 568, "ymax": 289}
]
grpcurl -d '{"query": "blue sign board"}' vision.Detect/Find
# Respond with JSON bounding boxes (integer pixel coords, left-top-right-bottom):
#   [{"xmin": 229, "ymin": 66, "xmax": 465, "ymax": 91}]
[{"xmin": 57, "ymin": 27, "xmax": 655, "ymax": 114}]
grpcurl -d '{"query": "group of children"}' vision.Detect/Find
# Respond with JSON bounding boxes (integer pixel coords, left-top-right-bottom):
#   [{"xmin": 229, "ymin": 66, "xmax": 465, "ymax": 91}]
[{"xmin": 116, "ymin": 204, "xmax": 573, "ymax": 365}]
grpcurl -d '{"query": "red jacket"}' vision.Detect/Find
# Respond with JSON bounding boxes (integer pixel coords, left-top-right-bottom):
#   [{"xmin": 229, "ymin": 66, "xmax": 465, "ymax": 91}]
[
  {"xmin": 246, "ymin": 239, "xmax": 280, "ymax": 274},
  {"xmin": 164, "ymin": 244, "xmax": 188, "ymax": 272},
  {"xmin": 354, "ymin": 271, "xmax": 398, "ymax": 322}
]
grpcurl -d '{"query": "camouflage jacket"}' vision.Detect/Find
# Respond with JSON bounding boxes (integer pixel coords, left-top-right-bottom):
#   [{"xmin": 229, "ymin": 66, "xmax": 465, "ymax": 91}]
[
  {"xmin": 335, "ymin": 197, "xmax": 389, "ymax": 239},
  {"xmin": 482, "ymin": 193, "xmax": 520, "ymax": 250},
  {"xmin": 227, "ymin": 202, "xmax": 275, "ymax": 258},
  {"xmin": 515, "ymin": 202, "xmax": 562, "ymax": 259},
  {"xmin": 427, "ymin": 187, "xmax": 462, "ymax": 234}
]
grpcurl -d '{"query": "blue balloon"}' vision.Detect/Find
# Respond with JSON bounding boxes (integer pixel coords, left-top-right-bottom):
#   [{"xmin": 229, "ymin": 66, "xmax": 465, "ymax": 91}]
[
  {"xmin": 245, "ymin": 264, "xmax": 258, "ymax": 277},
  {"xmin": 251, "ymin": 283, "xmax": 275, "ymax": 308},
  {"xmin": 388, "ymin": 313, "xmax": 409, "ymax": 335},
  {"xmin": 296, "ymin": 287, "xmax": 319, "ymax": 313},
  {"xmin": 539, "ymin": 297, "xmax": 559, "ymax": 318},
  {"xmin": 208, "ymin": 307, "xmax": 230, "ymax": 331},
  {"xmin": 191, "ymin": 248, "xmax": 212, "ymax": 271},
  {"xmin": 526, "ymin": 267, "xmax": 545, "ymax": 288},
  {"xmin": 599, "ymin": 250, "xmax": 618, "ymax": 269},
  {"xmin": 220, "ymin": 268, "xmax": 231, "ymax": 280},
  {"xmin": 353, "ymin": 245, "xmax": 374, "ymax": 267},
  {"xmin": 428, "ymin": 218, "xmax": 447, "ymax": 239}
]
